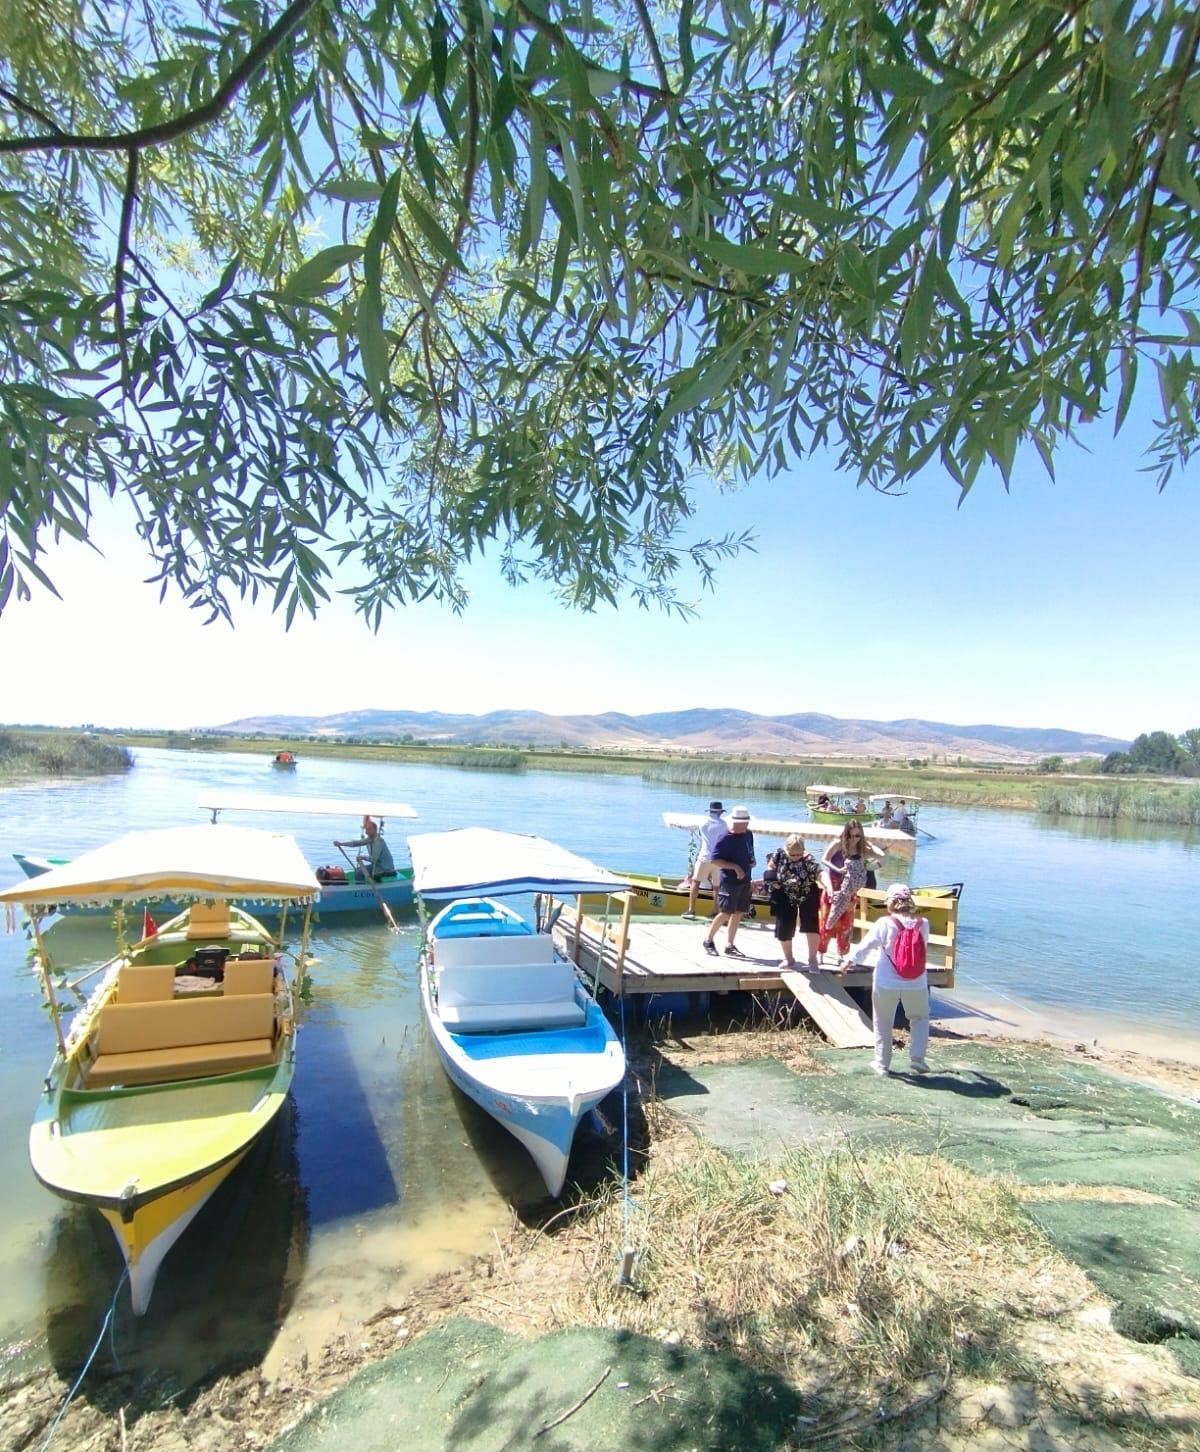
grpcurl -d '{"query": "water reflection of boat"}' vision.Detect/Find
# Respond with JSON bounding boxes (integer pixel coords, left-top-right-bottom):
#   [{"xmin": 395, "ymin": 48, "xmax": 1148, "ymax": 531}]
[
  {"xmin": 0, "ymin": 825, "xmax": 318, "ymax": 1316},
  {"xmin": 411, "ymin": 827, "xmax": 630, "ymax": 1197}
]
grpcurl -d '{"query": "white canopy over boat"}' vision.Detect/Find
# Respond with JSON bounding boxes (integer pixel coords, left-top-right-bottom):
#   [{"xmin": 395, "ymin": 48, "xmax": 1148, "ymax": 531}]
[
  {"xmin": 661, "ymin": 812, "xmax": 917, "ymax": 859},
  {"xmin": 868, "ymin": 794, "xmax": 922, "ymax": 804},
  {"xmin": 410, "ymin": 828, "xmax": 633, "ymax": 900},
  {"xmin": 197, "ymin": 791, "xmax": 418, "ymax": 820},
  {"xmin": 804, "ymin": 785, "xmax": 860, "ymax": 797},
  {"xmin": 0, "ymin": 825, "xmax": 320, "ymax": 909}
]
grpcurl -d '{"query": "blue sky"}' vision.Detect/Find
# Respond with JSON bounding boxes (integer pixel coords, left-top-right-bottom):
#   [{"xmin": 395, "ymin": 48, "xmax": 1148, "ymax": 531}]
[{"xmin": 0, "ymin": 402, "xmax": 1194, "ymax": 741}]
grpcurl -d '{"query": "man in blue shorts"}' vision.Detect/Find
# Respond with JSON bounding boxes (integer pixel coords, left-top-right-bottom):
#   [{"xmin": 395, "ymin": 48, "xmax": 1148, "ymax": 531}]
[{"xmin": 701, "ymin": 805, "xmax": 756, "ymax": 958}]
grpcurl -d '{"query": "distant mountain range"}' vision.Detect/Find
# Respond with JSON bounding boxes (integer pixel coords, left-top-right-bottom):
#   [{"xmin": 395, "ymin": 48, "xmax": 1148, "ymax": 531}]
[{"xmin": 216, "ymin": 708, "xmax": 1127, "ymax": 762}]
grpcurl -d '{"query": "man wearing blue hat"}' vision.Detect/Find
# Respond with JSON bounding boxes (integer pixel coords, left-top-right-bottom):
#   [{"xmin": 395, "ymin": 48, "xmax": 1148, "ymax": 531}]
[{"xmin": 683, "ymin": 800, "xmax": 727, "ymax": 919}]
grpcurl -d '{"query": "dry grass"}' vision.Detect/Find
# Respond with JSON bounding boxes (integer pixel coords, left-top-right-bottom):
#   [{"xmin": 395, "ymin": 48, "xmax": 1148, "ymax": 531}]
[{"xmin": 492, "ymin": 1132, "xmax": 1090, "ymax": 1399}]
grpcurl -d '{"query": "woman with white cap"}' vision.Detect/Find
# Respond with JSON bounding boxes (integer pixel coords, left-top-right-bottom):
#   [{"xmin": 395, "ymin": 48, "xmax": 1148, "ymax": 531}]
[{"xmin": 841, "ymin": 883, "xmax": 931, "ymax": 1075}]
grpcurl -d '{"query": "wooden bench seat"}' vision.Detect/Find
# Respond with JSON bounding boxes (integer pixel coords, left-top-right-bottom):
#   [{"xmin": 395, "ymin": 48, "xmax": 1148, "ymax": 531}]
[
  {"xmin": 87, "ymin": 993, "xmax": 277, "ymax": 1088},
  {"xmin": 87, "ymin": 1038, "xmax": 275, "ymax": 1088}
]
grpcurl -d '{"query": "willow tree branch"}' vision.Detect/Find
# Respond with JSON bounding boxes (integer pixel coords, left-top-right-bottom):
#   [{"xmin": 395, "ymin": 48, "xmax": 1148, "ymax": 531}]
[
  {"xmin": 0, "ymin": 86, "xmax": 65, "ymax": 134},
  {"xmin": 631, "ymin": 0, "xmax": 671, "ymax": 96},
  {"xmin": 114, "ymin": 148, "xmax": 139, "ymax": 382},
  {"xmin": 1132, "ymin": 7, "xmax": 1200, "ymax": 313},
  {"xmin": 514, "ymin": 1, "xmax": 672, "ymax": 103},
  {"xmin": 430, "ymin": 30, "xmax": 480, "ymax": 311},
  {"xmin": 0, "ymin": 0, "xmax": 318, "ymax": 155}
]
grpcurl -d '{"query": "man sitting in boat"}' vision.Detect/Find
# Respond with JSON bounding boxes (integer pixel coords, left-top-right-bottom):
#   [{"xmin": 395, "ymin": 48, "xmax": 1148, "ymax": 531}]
[
  {"xmin": 336, "ymin": 817, "xmax": 396, "ymax": 881},
  {"xmin": 892, "ymin": 800, "xmax": 914, "ymax": 834},
  {"xmin": 878, "ymin": 800, "xmax": 895, "ymax": 827}
]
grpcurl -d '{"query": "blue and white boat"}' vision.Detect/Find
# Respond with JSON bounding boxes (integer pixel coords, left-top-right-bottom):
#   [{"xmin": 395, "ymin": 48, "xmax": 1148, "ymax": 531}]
[
  {"xmin": 14, "ymin": 793, "xmax": 420, "ymax": 923},
  {"xmin": 410, "ymin": 827, "xmax": 631, "ymax": 1198}
]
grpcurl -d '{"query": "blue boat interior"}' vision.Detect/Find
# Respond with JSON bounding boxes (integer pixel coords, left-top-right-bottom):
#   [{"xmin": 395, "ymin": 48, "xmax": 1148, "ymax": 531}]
[
  {"xmin": 450, "ymin": 1001, "xmax": 613, "ymax": 1060},
  {"xmin": 431, "ymin": 899, "xmax": 532, "ymax": 939}
]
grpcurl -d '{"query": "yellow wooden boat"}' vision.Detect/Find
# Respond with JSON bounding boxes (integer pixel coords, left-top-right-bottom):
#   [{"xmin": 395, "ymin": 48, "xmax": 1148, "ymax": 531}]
[{"xmin": 0, "ymin": 825, "xmax": 318, "ymax": 1316}]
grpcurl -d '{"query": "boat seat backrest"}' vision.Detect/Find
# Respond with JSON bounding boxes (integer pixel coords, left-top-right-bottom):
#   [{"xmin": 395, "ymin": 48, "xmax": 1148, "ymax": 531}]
[
  {"xmin": 432, "ymin": 933, "xmax": 555, "ymax": 971},
  {"xmin": 117, "ymin": 963, "xmax": 176, "ymax": 1003},
  {"xmin": 436, "ymin": 959, "xmax": 578, "ymax": 1012},
  {"xmin": 223, "ymin": 957, "xmax": 276, "ymax": 995},
  {"xmin": 97, "ymin": 994, "xmax": 275, "ymax": 1055},
  {"xmin": 186, "ymin": 901, "xmax": 231, "ymax": 939}
]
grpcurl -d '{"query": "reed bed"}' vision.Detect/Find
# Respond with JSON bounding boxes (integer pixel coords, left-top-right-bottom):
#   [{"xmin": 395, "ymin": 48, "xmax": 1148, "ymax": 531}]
[
  {"xmin": 437, "ymin": 749, "xmax": 527, "ymax": 770},
  {"xmin": 0, "ymin": 730, "xmax": 133, "ymax": 780},
  {"xmin": 1037, "ymin": 783, "xmax": 1200, "ymax": 825},
  {"xmin": 641, "ymin": 761, "xmax": 824, "ymax": 793}
]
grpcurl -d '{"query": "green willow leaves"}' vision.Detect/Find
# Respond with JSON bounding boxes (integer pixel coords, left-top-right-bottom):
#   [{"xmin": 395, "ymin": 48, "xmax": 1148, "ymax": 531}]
[{"xmin": 1, "ymin": 0, "xmax": 1197, "ymax": 622}]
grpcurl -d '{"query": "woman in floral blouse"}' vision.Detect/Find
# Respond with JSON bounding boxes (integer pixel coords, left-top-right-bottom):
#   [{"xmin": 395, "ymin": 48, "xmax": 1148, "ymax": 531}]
[{"xmin": 762, "ymin": 833, "xmax": 822, "ymax": 969}]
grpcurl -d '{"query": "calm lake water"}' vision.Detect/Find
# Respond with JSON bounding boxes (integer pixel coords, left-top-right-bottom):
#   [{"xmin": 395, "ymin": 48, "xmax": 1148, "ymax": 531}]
[{"xmin": 1, "ymin": 748, "xmax": 1196, "ymax": 1383}]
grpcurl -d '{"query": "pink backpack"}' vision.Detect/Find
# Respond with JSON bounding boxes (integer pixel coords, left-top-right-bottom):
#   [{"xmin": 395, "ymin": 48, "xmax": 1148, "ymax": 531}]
[{"xmin": 889, "ymin": 916, "xmax": 926, "ymax": 978}]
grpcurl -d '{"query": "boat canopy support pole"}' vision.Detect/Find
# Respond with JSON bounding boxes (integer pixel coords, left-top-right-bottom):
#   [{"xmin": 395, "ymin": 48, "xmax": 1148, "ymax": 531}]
[
  {"xmin": 293, "ymin": 903, "xmax": 314, "ymax": 993},
  {"xmin": 30, "ymin": 916, "xmax": 68, "ymax": 1059}
]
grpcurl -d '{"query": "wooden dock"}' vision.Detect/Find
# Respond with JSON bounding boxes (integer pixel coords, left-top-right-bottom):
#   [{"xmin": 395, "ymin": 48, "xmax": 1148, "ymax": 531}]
[{"xmin": 553, "ymin": 887, "xmax": 959, "ymax": 1050}]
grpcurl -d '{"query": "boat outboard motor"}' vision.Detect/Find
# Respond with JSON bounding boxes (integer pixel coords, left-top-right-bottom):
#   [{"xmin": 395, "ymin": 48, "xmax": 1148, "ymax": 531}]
[{"xmin": 192, "ymin": 945, "xmax": 229, "ymax": 981}]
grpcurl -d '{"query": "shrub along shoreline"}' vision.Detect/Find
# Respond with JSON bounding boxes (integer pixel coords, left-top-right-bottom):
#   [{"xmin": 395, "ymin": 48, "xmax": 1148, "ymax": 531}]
[{"xmin": 0, "ymin": 730, "xmax": 133, "ymax": 781}]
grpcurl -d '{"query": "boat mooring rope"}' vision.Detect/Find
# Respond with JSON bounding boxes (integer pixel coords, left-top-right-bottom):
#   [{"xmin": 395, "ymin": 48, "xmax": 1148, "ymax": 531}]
[
  {"xmin": 616, "ymin": 991, "xmax": 638, "ymax": 1288},
  {"xmin": 39, "ymin": 1266, "xmax": 128, "ymax": 1452}
]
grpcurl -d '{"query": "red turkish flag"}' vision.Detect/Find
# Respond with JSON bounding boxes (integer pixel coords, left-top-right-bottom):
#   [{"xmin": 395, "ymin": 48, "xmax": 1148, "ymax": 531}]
[{"xmin": 142, "ymin": 908, "xmax": 158, "ymax": 939}]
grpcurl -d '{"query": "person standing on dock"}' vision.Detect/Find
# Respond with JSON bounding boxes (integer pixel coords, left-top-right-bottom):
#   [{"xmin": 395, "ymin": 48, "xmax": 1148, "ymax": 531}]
[
  {"xmin": 701, "ymin": 806, "xmax": 756, "ymax": 958},
  {"xmin": 842, "ymin": 882, "xmax": 931, "ymax": 1075},
  {"xmin": 762, "ymin": 834, "xmax": 822, "ymax": 969},
  {"xmin": 683, "ymin": 800, "xmax": 727, "ymax": 919},
  {"xmin": 818, "ymin": 820, "xmax": 885, "ymax": 962}
]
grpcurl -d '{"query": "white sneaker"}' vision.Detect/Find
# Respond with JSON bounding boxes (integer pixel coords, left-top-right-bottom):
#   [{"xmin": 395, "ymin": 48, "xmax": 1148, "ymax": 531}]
[
  {"xmin": 910, "ymin": 1060, "xmax": 930, "ymax": 1074},
  {"xmin": 872, "ymin": 1062, "xmax": 891, "ymax": 1076}
]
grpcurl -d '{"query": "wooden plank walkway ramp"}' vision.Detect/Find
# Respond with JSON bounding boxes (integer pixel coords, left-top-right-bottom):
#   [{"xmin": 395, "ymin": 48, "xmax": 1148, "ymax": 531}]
[{"xmin": 778, "ymin": 970, "xmax": 873, "ymax": 1049}]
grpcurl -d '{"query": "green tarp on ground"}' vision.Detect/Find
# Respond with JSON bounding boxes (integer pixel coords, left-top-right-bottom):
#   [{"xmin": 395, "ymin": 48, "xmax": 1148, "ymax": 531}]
[
  {"xmin": 655, "ymin": 1043, "xmax": 1200, "ymax": 1375},
  {"xmin": 269, "ymin": 1318, "xmax": 805, "ymax": 1452}
]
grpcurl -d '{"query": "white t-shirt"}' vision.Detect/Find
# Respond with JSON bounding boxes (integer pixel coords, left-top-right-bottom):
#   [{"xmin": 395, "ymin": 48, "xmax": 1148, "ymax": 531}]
[
  {"xmin": 848, "ymin": 911, "xmax": 930, "ymax": 990},
  {"xmin": 697, "ymin": 814, "xmax": 728, "ymax": 861}
]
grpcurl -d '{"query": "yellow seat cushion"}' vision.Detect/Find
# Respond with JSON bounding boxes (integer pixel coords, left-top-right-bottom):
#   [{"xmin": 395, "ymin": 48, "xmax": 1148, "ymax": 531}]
[
  {"xmin": 117, "ymin": 964, "xmax": 176, "ymax": 1003},
  {"xmin": 97, "ymin": 994, "xmax": 275, "ymax": 1054},
  {"xmin": 87, "ymin": 1039, "xmax": 275, "ymax": 1088},
  {"xmin": 186, "ymin": 901, "xmax": 231, "ymax": 939},
  {"xmin": 223, "ymin": 958, "xmax": 275, "ymax": 996}
]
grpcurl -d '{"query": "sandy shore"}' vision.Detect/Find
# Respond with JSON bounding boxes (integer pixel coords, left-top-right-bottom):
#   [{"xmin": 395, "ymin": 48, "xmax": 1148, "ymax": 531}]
[{"xmin": 933, "ymin": 982, "xmax": 1200, "ymax": 1081}]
